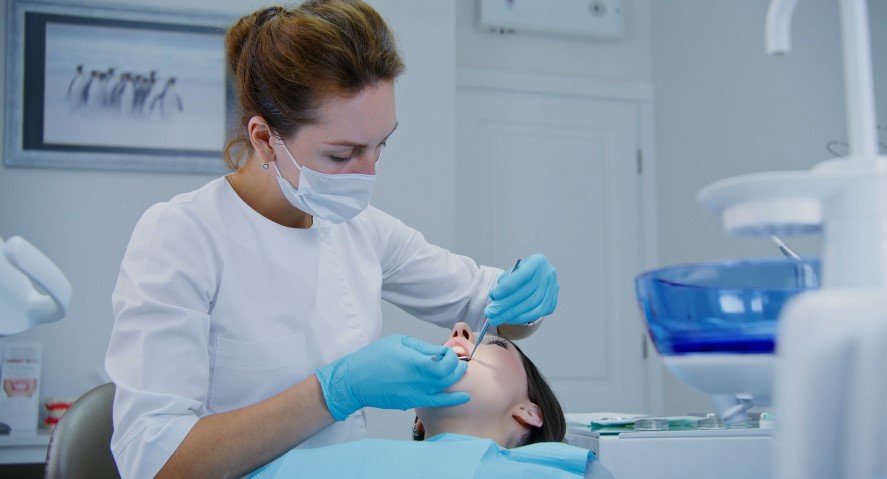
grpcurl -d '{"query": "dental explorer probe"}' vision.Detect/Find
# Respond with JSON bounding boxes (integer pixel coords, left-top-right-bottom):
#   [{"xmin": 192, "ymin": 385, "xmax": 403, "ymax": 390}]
[
  {"xmin": 466, "ymin": 257, "xmax": 522, "ymax": 361},
  {"xmin": 771, "ymin": 235, "xmax": 801, "ymax": 260}
]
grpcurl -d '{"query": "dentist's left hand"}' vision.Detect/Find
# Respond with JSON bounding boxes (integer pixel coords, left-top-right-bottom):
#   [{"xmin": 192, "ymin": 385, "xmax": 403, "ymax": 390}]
[{"xmin": 315, "ymin": 334, "xmax": 470, "ymax": 421}]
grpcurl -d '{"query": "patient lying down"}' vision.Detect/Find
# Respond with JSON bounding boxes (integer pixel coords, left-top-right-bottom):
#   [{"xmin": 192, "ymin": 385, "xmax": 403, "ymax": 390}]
[{"xmin": 250, "ymin": 322, "xmax": 613, "ymax": 478}]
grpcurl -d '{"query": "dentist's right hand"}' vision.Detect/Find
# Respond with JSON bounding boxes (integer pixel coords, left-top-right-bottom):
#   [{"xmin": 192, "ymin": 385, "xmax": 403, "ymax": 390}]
[{"xmin": 315, "ymin": 334, "xmax": 470, "ymax": 421}]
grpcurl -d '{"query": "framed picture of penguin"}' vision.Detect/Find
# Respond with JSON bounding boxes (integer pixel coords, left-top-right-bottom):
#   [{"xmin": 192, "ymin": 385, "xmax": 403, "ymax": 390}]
[{"xmin": 4, "ymin": 0, "xmax": 235, "ymax": 174}]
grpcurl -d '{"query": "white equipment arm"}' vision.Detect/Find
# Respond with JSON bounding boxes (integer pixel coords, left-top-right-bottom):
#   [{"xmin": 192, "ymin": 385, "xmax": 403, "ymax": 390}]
[{"xmin": 0, "ymin": 236, "xmax": 72, "ymax": 336}]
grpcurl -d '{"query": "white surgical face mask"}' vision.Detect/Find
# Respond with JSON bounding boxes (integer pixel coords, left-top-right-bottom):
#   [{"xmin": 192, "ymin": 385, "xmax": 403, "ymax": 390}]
[{"xmin": 271, "ymin": 137, "xmax": 377, "ymax": 224}]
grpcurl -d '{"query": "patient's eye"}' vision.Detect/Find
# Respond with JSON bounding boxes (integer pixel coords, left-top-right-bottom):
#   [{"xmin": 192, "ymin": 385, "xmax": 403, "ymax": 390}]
[{"xmin": 486, "ymin": 338, "xmax": 509, "ymax": 349}]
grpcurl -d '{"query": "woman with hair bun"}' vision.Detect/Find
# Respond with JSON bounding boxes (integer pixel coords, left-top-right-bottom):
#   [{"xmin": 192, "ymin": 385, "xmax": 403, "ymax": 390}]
[{"xmin": 105, "ymin": 2, "xmax": 560, "ymax": 477}]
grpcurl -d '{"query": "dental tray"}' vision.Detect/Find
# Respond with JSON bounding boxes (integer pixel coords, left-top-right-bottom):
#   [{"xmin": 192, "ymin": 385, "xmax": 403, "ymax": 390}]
[
  {"xmin": 566, "ymin": 413, "xmax": 648, "ymax": 427},
  {"xmin": 566, "ymin": 413, "xmax": 701, "ymax": 435},
  {"xmin": 635, "ymin": 258, "xmax": 819, "ymax": 355}
]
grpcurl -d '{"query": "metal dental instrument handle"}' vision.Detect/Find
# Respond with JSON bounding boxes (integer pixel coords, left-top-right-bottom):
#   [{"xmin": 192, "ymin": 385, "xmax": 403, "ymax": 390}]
[
  {"xmin": 772, "ymin": 235, "xmax": 818, "ymax": 287},
  {"xmin": 467, "ymin": 257, "xmax": 522, "ymax": 361},
  {"xmin": 771, "ymin": 235, "xmax": 802, "ymax": 260},
  {"xmin": 465, "ymin": 321, "xmax": 491, "ymax": 362}
]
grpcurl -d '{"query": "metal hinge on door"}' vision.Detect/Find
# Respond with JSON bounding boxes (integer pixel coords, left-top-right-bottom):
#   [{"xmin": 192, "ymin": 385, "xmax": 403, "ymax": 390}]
[
  {"xmin": 642, "ymin": 333, "xmax": 648, "ymax": 359},
  {"xmin": 637, "ymin": 149, "xmax": 643, "ymax": 175}
]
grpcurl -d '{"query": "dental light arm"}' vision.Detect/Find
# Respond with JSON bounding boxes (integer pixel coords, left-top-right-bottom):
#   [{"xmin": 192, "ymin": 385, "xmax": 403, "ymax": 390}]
[
  {"xmin": 837, "ymin": 0, "xmax": 879, "ymax": 158},
  {"xmin": 0, "ymin": 236, "xmax": 72, "ymax": 336},
  {"xmin": 765, "ymin": 0, "xmax": 798, "ymax": 55},
  {"xmin": 768, "ymin": 0, "xmax": 878, "ymax": 157}
]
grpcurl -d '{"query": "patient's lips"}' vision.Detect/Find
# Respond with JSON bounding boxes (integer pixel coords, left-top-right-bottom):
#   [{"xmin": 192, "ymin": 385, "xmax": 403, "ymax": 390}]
[{"xmin": 444, "ymin": 337, "xmax": 474, "ymax": 361}]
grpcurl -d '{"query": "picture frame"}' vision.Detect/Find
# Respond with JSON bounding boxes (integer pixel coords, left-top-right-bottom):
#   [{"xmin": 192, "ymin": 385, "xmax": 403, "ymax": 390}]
[{"xmin": 4, "ymin": 0, "xmax": 235, "ymax": 174}]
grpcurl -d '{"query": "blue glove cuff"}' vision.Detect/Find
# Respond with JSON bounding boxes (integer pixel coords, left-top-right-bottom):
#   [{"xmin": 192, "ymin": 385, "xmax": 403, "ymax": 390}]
[{"xmin": 315, "ymin": 365, "xmax": 353, "ymax": 422}]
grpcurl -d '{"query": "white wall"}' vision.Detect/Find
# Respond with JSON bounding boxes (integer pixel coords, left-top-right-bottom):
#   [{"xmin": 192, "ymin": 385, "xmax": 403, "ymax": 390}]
[{"xmin": 0, "ymin": 0, "xmax": 455, "ymax": 439}]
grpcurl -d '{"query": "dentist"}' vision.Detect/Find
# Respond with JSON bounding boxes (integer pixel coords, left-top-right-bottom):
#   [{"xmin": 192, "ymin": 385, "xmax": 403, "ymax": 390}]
[{"xmin": 104, "ymin": 1, "xmax": 559, "ymax": 478}]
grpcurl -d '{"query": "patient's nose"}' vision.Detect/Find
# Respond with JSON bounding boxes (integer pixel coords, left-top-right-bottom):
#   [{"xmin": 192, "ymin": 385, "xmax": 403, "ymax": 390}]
[{"xmin": 450, "ymin": 322, "xmax": 476, "ymax": 344}]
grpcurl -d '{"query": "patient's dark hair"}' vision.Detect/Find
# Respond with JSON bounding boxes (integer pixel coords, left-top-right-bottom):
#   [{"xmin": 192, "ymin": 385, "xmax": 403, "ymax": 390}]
[
  {"xmin": 514, "ymin": 341, "xmax": 566, "ymax": 444},
  {"xmin": 412, "ymin": 340, "xmax": 566, "ymax": 446}
]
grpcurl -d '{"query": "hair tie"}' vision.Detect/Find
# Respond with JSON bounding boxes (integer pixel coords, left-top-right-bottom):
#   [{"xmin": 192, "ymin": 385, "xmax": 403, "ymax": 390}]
[{"xmin": 255, "ymin": 6, "xmax": 286, "ymax": 28}]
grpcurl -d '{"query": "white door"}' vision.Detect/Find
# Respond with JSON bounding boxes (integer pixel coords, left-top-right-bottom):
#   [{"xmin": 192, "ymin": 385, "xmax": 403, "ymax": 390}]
[{"xmin": 456, "ymin": 84, "xmax": 649, "ymax": 413}]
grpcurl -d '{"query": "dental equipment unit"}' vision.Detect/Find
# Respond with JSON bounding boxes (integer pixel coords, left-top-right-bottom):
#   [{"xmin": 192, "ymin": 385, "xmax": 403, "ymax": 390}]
[
  {"xmin": 568, "ymin": 0, "xmax": 885, "ymax": 477},
  {"xmin": 0, "ymin": 236, "xmax": 71, "ymax": 434},
  {"xmin": 700, "ymin": 0, "xmax": 887, "ymax": 477}
]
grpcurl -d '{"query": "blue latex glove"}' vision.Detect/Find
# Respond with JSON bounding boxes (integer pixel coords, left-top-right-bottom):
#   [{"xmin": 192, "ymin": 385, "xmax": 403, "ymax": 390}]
[
  {"xmin": 484, "ymin": 254, "xmax": 559, "ymax": 326},
  {"xmin": 315, "ymin": 334, "xmax": 470, "ymax": 421}
]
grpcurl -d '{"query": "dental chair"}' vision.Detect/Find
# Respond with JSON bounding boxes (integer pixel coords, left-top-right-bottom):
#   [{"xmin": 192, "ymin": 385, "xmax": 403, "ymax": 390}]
[{"xmin": 45, "ymin": 382, "xmax": 120, "ymax": 479}]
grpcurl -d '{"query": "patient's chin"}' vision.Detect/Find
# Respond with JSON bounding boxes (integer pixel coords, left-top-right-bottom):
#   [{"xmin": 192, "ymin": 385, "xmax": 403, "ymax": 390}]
[
  {"xmin": 416, "ymin": 396, "xmax": 472, "ymax": 420},
  {"xmin": 443, "ymin": 373, "xmax": 475, "ymax": 402}
]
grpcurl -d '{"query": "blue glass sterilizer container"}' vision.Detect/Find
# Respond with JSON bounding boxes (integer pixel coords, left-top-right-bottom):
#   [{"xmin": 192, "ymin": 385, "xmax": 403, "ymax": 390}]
[{"xmin": 635, "ymin": 258, "xmax": 820, "ymax": 355}]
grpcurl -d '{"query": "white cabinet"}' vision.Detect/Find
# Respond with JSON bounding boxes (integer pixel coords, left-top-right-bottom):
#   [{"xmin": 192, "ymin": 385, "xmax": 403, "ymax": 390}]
[{"xmin": 0, "ymin": 430, "xmax": 51, "ymax": 464}]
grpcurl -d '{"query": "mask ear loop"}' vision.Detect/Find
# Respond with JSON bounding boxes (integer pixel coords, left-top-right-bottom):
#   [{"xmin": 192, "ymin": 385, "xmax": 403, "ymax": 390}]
[
  {"xmin": 272, "ymin": 135, "xmax": 303, "ymax": 171},
  {"xmin": 263, "ymin": 138, "xmax": 277, "ymax": 170},
  {"xmin": 263, "ymin": 131, "xmax": 287, "ymax": 171}
]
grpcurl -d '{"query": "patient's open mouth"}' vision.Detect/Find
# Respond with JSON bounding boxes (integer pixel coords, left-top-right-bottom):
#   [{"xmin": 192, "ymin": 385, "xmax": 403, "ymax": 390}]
[
  {"xmin": 444, "ymin": 338, "xmax": 473, "ymax": 362},
  {"xmin": 450, "ymin": 344, "xmax": 471, "ymax": 361}
]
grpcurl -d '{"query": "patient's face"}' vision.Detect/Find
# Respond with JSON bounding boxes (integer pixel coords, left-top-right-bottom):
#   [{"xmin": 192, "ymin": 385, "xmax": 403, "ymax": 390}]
[{"xmin": 420, "ymin": 322, "xmax": 531, "ymax": 419}]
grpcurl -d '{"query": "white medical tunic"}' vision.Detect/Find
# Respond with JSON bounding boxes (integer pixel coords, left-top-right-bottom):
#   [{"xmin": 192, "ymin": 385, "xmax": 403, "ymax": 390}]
[{"xmin": 105, "ymin": 177, "xmax": 500, "ymax": 479}]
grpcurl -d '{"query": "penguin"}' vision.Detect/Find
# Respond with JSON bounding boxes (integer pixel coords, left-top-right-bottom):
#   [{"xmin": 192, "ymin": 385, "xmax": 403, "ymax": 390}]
[
  {"xmin": 117, "ymin": 74, "xmax": 136, "ymax": 115},
  {"xmin": 66, "ymin": 65, "xmax": 87, "ymax": 112},
  {"xmin": 99, "ymin": 67, "xmax": 115, "ymax": 108},
  {"xmin": 125, "ymin": 74, "xmax": 143, "ymax": 115},
  {"xmin": 87, "ymin": 71, "xmax": 108, "ymax": 111},
  {"xmin": 80, "ymin": 70, "xmax": 99, "ymax": 111},
  {"xmin": 149, "ymin": 77, "xmax": 184, "ymax": 118},
  {"xmin": 109, "ymin": 72, "xmax": 129, "ymax": 109},
  {"xmin": 66, "ymin": 64, "xmax": 85, "ymax": 100},
  {"xmin": 135, "ymin": 71, "xmax": 157, "ymax": 115}
]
